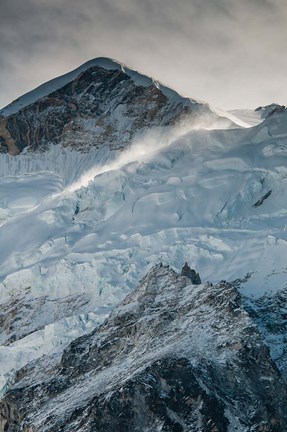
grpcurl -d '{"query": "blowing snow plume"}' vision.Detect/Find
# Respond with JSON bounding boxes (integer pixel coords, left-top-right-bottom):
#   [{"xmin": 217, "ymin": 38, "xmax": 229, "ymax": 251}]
[
  {"xmin": 66, "ymin": 125, "xmax": 181, "ymax": 192},
  {"xmin": 67, "ymin": 113, "xmax": 241, "ymax": 193}
]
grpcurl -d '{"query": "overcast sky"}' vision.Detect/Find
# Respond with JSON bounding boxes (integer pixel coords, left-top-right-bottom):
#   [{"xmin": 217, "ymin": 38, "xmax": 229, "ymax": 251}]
[{"xmin": 1, "ymin": 0, "xmax": 286, "ymax": 110}]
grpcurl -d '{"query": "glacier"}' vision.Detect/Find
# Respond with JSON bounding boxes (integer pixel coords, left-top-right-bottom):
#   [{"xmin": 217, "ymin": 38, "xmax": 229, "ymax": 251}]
[{"xmin": 1, "ymin": 107, "xmax": 287, "ymax": 397}]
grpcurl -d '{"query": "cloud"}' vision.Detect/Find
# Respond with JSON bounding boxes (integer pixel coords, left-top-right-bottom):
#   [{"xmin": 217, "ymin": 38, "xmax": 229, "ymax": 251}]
[{"xmin": 0, "ymin": 0, "xmax": 286, "ymax": 109}]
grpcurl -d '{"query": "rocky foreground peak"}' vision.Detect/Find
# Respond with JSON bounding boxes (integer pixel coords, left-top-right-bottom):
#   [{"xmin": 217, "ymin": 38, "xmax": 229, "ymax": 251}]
[{"xmin": 1, "ymin": 264, "xmax": 286, "ymax": 431}]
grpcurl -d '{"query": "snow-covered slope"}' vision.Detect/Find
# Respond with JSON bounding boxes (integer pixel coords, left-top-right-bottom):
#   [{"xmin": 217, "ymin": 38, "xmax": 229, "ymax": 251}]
[
  {"xmin": 229, "ymin": 103, "xmax": 286, "ymax": 127},
  {"xmin": 228, "ymin": 108, "xmax": 264, "ymax": 126},
  {"xmin": 1, "ymin": 60, "xmax": 287, "ymax": 429}
]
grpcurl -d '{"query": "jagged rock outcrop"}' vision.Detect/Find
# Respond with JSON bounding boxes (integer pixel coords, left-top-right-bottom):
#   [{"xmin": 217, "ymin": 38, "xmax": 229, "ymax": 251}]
[
  {"xmin": 0, "ymin": 58, "xmax": 221, "ymax": 155},
  {"xmin": 1, "ymin": 264, "xmax": 286, "ymax": 431},
  {"xmin": 181, "ymin": 262, "xmax": 201, "ymax": 284}
]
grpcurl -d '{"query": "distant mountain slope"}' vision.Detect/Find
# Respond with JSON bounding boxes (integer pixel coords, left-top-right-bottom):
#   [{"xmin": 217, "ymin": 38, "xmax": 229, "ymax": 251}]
[{"xmin": 230, "ymin": 103, "xmax": 286, "ymax": 127}]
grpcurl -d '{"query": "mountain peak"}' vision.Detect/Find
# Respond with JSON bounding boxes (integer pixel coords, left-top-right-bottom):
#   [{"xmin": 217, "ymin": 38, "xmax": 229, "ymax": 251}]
[
  {"xmin": 0, "ymin": 58, "xmax": 236, "ymax": 155},
  {"xmin": 0, "ymin": 57, "xmax": 122, "ymax": 117},
  {"xmin": 0, "ymin": 57, "xmax": 184, "ymax": 118}
]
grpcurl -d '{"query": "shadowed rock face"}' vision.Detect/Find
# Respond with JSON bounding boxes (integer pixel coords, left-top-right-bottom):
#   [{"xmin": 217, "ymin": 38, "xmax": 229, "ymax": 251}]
[
  {"xmin": 0, "ymin": 116, "xmax": 19, "ymax": 155},
  {"xmin": 0, "ymin": 265, "xmax": 287, "ymax": 431},
  {"xmin": 245, "ymin": 287, "xmax": 287, "ymax": 382},
  {"xmin": 56, "ymin": 358, "xmax": 229, "ymax": 432},
  {"xmin": 181, "ymin": 262, "xmax": 201, "ymax": 284},
  {"xmin": 0, "ymin": 65, "xmax": 198, "ymax": 155}
]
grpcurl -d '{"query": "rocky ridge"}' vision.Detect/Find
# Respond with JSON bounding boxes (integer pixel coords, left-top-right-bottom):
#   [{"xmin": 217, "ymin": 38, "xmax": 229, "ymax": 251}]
[{"xmin": 0, "ymin": 264, "xmax": 286, "ymax": 431}]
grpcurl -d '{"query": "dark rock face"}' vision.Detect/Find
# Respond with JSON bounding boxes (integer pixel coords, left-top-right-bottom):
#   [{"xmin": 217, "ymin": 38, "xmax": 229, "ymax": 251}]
[
  {"xmin": 0, "ymin": 116, "xmax": 19, "ymax": 155},
  {"xmin": 1, "ymin": 265, "xmax": 287, "ymax": 431},
  {"xmin": 181, "ymin": 262, "xmax": 201, "ymax": 284},
  {"xmin": 245, "ymin": 287, "xmax": 287, "ymax": 381},
  {"xmin": 66, "ymin": 358, "xmax": 229, "ymax": 432},
  {"xmin": 0, "ymin": 65, "xmax": 198, "ymax": 155}
]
